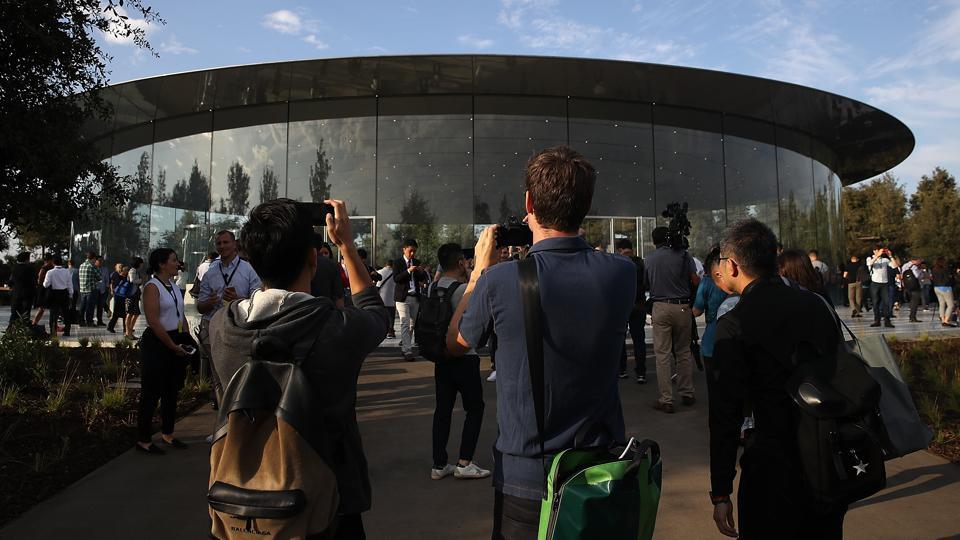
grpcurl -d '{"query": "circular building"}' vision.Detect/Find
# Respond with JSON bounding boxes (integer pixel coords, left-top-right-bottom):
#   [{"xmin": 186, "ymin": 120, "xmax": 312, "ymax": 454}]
[{"xmin": 78, "ymin": 54, "xmax": 913, "ymax": 279}]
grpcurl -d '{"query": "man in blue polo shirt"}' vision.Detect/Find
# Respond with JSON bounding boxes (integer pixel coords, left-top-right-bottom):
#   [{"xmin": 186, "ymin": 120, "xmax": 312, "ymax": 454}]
[{"xmin": 447, "ymin": 145, "xmax": 636, "ymax": 540}]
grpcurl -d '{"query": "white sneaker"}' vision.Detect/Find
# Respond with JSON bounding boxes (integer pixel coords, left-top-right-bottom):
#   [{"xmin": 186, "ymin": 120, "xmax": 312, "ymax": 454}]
[
  {"xmin": 431, "ymin": 464, "xmax": 456, "ymax": 480},
  {"xmin": 455, "ymin": 462, "xmax": 491, "ymax": 479},
  {"xmin": 486, "ymin": 370, "xmax": 497, "ymax": 382}
]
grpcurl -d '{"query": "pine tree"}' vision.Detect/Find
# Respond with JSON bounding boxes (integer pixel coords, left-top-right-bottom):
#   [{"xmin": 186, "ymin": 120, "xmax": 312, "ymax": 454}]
[
  {"xmin": 309, "ymin": 140, "xmax": 332, "ymax": 203},
  {"xmin": 260, "ymin": 166, "xmax": 279, "ymax": 204},
  {"xmin": 226, "ymin": 160, "xmax": 250, "ymax": 215},
  {"xmin": 186, "ymin": 160, "xmax": 211, "ymax": 212},
  {"xmin": 154, "ymin": 169, "xmax": 168, "ymax": 206}
]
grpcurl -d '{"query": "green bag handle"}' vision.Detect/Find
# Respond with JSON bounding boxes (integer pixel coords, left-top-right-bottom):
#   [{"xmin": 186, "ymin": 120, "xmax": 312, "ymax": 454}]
[{"xmin": 623, "ymin": 438, "xmax": 661, "ymax": 485}]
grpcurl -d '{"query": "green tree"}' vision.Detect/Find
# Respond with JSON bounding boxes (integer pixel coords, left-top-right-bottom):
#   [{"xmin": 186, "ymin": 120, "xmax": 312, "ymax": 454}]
[
  {"xmin": 131, "ymin": 151, "xmax": 153, "ymax": 205},
  {"xmin": 0, "ymin": 0, "xmax": 162, "ymax": 246},
  {"xmin": 309, "ymin": 140, "xmax": 332, "ymax": 203},
  {"xmin": 154, "ymin": 169, "xmax": 168, "ymax": 206},
  {"xmin": 226, "ymin": 161, "xmax": 250, "ymax": 215},
  {"xmin": 907, "ymin": 167, "xmax": 960, "ymax": 260},
  {"xmin": 842, "ymin": 173, "xmax": 907, "ymax": 257},
  {"xmin": 260, "ymin": 166, "xmax": 279, "ymax": 204}
]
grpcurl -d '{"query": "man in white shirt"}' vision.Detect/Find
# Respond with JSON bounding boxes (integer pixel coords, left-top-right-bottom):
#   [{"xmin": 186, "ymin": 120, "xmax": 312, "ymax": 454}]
[
  {"xmin": 195, "ymin": 252, "xmax": 217, "ymax": 284},
  {"xmin": 866, "ymin": 244, "xmax": 898, "ymax": 328},
  {"xmin": 43, "ymin": 255, "xmax": 74, "ymax": 337},
  {"xmin": 197, "ymin": 231, "xmax": 262, "ymax": 405}
]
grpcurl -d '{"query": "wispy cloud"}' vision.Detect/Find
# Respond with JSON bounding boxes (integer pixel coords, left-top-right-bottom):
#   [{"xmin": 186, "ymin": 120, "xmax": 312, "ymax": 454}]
[
  {"xmin": 262, "ymin": 10, "xmax": 303, "ymax": 35},
  {"xmin": 457, "ymin": 34, "xmax": 494, "ymax": 49},
  {"xmin": 497, "ymin": 0, "xmax": 558, "ymax": 30},
  {"xmin": 159, "ymin": 36, "xmax": 197, "ymax": 55},
  {"xmin": 868, "ymin": 2, "xmax": 960, "ymax": 77},
  {"xmin": 304, "ymin": 34, "xmax": 329, "ymax": 50},
  {"xmin": 865, "ymin": 78, "xmax": 960, "ymax": 125}
]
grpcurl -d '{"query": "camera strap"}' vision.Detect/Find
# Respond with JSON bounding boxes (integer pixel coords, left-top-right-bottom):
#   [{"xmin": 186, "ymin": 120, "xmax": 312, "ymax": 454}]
[{"xmin": 518, "ymin": 255, "xmax": 547, "ymax": 482}]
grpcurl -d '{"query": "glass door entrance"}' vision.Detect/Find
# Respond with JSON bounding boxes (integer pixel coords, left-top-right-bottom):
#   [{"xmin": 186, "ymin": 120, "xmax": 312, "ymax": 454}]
[{"xmin": 582, "ymin": 216, "xmax": 657, "ymax": 256}]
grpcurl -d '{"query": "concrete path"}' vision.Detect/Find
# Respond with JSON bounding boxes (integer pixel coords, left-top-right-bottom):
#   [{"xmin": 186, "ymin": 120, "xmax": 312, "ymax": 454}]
[{"xmin": 3, "ymin": 349, "xmax": 959, "ymax": 540}]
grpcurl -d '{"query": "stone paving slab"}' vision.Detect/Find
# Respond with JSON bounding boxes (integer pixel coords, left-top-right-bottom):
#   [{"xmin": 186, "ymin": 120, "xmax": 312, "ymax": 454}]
[{"xmin": 3, "ymin": 351, "xmax": 959, "ymax": 539}]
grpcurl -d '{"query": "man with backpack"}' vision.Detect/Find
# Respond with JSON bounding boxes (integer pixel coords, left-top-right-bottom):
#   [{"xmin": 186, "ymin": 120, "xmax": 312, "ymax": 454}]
[
  {"xmin": 901, "ymin": 257, "xmax": 923, "ymax": 323},
  {"xmin": 709, "ymin": 219, "xmax": 849, "ymax": 539},
  {"xmin": 420, "ymin": 243, "xmax": 489, "ymax": 481},
  {"xmin": 207, "ymin": 198, "xmax": 389, "ymax": 539}
]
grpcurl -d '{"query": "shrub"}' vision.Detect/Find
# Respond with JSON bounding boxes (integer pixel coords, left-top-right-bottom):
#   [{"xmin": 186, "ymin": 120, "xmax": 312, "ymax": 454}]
[
  {"xmin": 90, "ymin": 336, "xmax": 103, "ymax": 349},
  {"xmin": 98, "ymin": 365, "xmax": 130, "ymax": 412},
  {"xmin": 44, "ymin": 361, "xmax": 78, "ymax": 414},
  {"xmin": 0, "ymin": 383, "xmax": 21, "ymax": 408},
  {"xmin": 0, "ymin": 326, "xmax": 43, "ymax": 386},
  {"xmin": 77, "ymin": 337, "xmax": 89, "ymax": 348}
]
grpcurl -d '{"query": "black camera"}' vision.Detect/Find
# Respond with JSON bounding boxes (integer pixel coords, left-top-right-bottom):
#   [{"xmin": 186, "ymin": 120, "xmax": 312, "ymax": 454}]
[
  {"xmin": 661, "ymin": 202, "xmax": 691, "ymax": 250},
  {"xmin": 297, "ymin": 202, "xmax": 335, "ymax": 226},
  {"xmin": 496, "ymin": 217, "xmax": 533, "ymax": 248}
]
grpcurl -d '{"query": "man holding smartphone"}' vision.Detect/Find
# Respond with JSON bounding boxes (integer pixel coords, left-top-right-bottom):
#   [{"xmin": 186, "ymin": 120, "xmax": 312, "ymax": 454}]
[{"xmin": 197, "ymin": 230, "xmax": 262, "ymax": 407}]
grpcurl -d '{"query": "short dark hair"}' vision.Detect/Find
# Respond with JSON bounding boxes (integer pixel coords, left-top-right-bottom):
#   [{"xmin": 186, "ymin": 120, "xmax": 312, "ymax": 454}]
[
  {"xmin": 357, "ymin": 248, "xmax": 368, "ymax": 260},
  {"xmin": 148, "ymin": 248, "xmax": 176, "ymax": 276},
  {"xmin": 402, "ymin": 238, "xmax": 419, "ymax": 249},
  {"xmin": 131, "ymin": 257, "xmax": 143, "ymax": 269},
  {"xmin": 216, "ymin": 230, "xmax": 236, "ymax": 241},
  {"xmin": 86, "ymin": 251, "xmax": 98, "ymax": 260},
  {"xmin": 651, "ymin": 226, "xmax": 669, "ymax": 246},
  {"xmin": 16, "ymin": 252, "xmax": 30, "ymax": 263},
  {"xmin": 53, "ymin": 255, "xmax": 64, "ymax": 266},
  {"xmin": 437, "ymin": 243, "xmax": 464, "ymax": 272},
  {"xmin": 704, "ymin": 244, "xmax": 722, "ymax": 271},
  {"xmin": 240, "ymin": 198, "xmax": 314, "ymax": 289},
  {"xmin": 615, "ymin": 238, "xmax": 633, "ymax": 251},
  {"xmin": 874, "ymin": 243, "xmax": 885, "ymax": 251},
  {"xmin": 207, "ymin": 252, "xmax": 218, "ymax": 260},
  {"xmin": 719, "ymin": 219, "xmax": 778, "ymax": 278},
  {"xmin": 525, "ymin": 145, "xmax": 596, "ymax": 232}
]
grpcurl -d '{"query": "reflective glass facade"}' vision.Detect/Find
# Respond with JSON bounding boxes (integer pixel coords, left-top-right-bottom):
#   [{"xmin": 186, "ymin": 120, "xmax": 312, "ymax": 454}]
[{"xmin": 77, "ymin": 55, "xmax": 914, "ymax": 274}]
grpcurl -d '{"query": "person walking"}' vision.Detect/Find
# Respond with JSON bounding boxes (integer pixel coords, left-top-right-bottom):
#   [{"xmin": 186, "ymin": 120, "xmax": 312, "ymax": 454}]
[
  {"xmin": 107, "ymin": 264, "xmax": 129, "ymax": 334},
  {"xmin": 866, "ymin": 245, "xmax": 897, "ymax": 328},
  {"xmin": 919, "ymin": 262, "xmax": 933, "ymax": 310},
  {"xmin": 78, "ymin": 251, "xmax": 99, "ymax": 327},
  {"xmin": 124, "ymin": 257, "xmax": 145, "ymax": 339},
  {"xmin": 136, "ymin": 248, "xmax": 194, "ymax": 455},
  {"xmin": 8, "ymin": 252, "xmax": 36, "ymax": 329},
  {"xmin": 901, "ymin": 258, "xmax": 924, "ymax": 323},
  {"xmin": 932, "ymin": 257, "xmax": 957, "ymax": 327},
  {"xmin": 843, "ymin": 255, "xmax": 863, "ymax": 317},
  {"xmin": 31, "ymin": 255, "xmax": 53, "ymax": 327},
  {"xmin": 42, "ymin": 256, "xmax": 73, "ymax": 338},
  {"xmin": 394, "ymin": 238, "xmax": 428, "ymax": 361}
]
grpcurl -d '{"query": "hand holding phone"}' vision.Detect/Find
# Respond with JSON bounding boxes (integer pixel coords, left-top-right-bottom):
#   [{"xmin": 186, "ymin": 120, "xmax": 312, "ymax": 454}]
[{"xmin": 181, "ymin": 344, "xmax": 196, "ymax": 355}]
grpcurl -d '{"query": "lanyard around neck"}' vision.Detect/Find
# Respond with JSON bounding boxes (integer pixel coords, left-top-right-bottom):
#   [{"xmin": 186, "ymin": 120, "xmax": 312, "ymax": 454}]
[
  {"xmin": 159, "ymin": 278, "xmax": 180, "ymax": 320},
  {"xmin": 221, "ymin": 259, "xmax": 240, "ymax": 288}
]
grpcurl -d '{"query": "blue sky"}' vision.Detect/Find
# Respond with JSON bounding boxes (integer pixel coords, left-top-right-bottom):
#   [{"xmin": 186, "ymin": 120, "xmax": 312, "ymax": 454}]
[{"xmin": 98, "ymin": 0, "xmax": 960, "ymax": 194}]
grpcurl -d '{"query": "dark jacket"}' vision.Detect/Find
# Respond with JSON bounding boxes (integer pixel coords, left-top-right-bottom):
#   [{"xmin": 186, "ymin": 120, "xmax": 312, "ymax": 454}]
[
  {"xmin": 709, "ymin": 277, "xmax": 840, "ymax": 496},
  {"xmin": 11, "ymin": 262, "xmax": 37, "ymax": 299},
  {"xmin": 209, "ymin": 286, "xmax": 389, "ymax": 515},
  {"xmin": 392, "ymin": 257, "xmax": 427, "ymax": 303}
]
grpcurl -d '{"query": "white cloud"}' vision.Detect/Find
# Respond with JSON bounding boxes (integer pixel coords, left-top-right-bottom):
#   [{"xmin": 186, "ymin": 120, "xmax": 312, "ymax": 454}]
[
  {"xmin": 160, "ymin": 36, "xmax": 197, "ymax": 55},
  {"xmin": 497, "ymin": 0, "xmax": 557, "ymax": 30},
  {"xmin": 457, "ymin": 34, "xmax": 494, "ymax": 49},
  {"xmin": 101, "ymin": 6, "xmax": 151, "ymax": 46},
  {"xmin": 262, "ymin": 10, "xmax": 302, "ymax": 35},
  {"xmin": 868, "ymin": 2, "xmax": 960, "ymax": 77},
  {"xmin": 304, "ymin": 34, "xmax": 329, "ymax": 50}
]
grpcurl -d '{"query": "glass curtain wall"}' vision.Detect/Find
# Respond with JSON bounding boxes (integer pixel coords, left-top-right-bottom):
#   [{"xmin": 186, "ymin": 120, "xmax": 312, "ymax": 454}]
[
  {"xmin": 723, "ymin": 116, "xmax": 780, "ymax": 238},
  {"xmin": 776, "ymin": 127, "xmax": 816, "ymax": 253}
]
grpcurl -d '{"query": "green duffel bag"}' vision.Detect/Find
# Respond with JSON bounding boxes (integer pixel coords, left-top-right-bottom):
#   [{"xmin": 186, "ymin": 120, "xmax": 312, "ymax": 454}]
[{"xmin": 538, "ymin": 438, "xmax": 662, "ymax": 540}]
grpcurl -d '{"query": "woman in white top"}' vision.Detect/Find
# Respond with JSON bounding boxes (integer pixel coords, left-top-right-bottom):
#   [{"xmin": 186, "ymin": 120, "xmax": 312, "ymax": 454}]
[{"xmin": 135, "ymin": 248, "xmax": 196, "ymax": 455}]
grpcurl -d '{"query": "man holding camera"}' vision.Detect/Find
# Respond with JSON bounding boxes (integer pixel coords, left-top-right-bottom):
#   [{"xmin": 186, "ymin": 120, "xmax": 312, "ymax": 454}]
[
  {"xmin": 209, "ymin": 199, "xmax": 389, "ymax": 539},
  {"xmin": 646, "ymin": 226, "xmax": 700, "ymax": 413},
  {"xmin": 394, "ymin": 238, "xmax": 428, "ymax": 361},
  {"xmin": 866, "ymin": 244, "xmax": 898, "ymax": 328},
  {"xmin": 197, "ymin": 230, "xmax": 262, "ymax": 406},
  {"xmin": 446, "ymin": 146, "xmax": 635, "ymax": 539}
]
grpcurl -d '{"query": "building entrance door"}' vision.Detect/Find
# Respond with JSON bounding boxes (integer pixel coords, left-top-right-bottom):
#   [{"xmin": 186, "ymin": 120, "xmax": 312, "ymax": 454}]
[{"xmin": 582, "ymin": 216, "xmax": 657, "ymax": 256}]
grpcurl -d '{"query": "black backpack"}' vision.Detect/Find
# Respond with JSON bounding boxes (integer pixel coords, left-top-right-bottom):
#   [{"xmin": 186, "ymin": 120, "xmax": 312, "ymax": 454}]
[
  {"xmin": 786, "ymin": 299, "xmax": 887, "ymax": 512},
  {"xmin": 901, "ymin": 269, "xmax": 920, "ymax": 292},
  {"xmin": 414, "ymin": 281, "xmax": 464, "ymax": 362}
]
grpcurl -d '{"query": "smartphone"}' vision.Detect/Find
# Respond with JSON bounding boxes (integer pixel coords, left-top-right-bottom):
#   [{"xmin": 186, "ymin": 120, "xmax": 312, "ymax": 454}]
[
  {"xmin": 297, "ymin": 202, "xmax": 335, "ymax": 226},
  {"xmin": 181, "ymin": 345, "xmax": 196, "ymax": 355}
]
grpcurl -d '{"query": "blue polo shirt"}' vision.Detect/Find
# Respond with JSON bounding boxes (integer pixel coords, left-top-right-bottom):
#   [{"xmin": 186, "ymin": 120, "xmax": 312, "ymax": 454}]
[{"xmin": 459, "ymin": 236, "xmax": 636, "ymax": 500}]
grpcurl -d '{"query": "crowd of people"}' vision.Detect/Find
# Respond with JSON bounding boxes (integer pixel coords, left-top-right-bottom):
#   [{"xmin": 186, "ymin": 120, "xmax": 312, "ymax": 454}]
[{"xmin": 2, "ymin": 144, "xmax": 946, "ymax": 539}]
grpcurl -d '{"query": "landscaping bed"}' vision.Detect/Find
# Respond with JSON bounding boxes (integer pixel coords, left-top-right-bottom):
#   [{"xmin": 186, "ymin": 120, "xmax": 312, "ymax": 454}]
[
  {"xmin": 0, "ymin": 329, "xmax": 208, "ymax": 526},
  {"xmin": 888, "ymin": 337, "xmax": 960, "ymax": 464}
]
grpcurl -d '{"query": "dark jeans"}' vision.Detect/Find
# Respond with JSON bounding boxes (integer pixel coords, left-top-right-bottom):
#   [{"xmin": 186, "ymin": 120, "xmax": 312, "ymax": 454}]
[
  {"xmin": 47, "ymin": 289, "xmax": 71, "ymax": 336},
  {"xmin": 490, "ymin": 331, "xmax": 498, "ymax": 370},
  {"xmin": 97, "ymin": 289, "xmax": 108, "ymax": 322},
  {"xmin": 908, "ymin": 289, "xmax": 922, "ymax": 320},
  {"xmin": 870, "ymin": 282, "xmax": 891, "ymax": 322},
  {"xmin": 8, "ymin": 294, "xmax": 33, "ymax": 328},
  {"xmin": 137, "ymin": 329, "xmax": 187, "ymax": 443},
  {"xmin": 619, "ymin": 308, "xmax": 647, "ymax": 376},
  {"xmin": 80, "ymin": 290, "xmax": 97, "ymax": 324},
  {"xmin": 492, "ymin": 490, "xmax": 540, "ymax": 540},
  {"xmin": 738, "ymin": 441, "xmax": 846, "ymax": 539},
  {"xmin": 108, "ymin": 296, "xmax": 126, "ymax": 331},
  {"xmin": 432, "ymin": 355, "xmax": 484, "ymax": 468}
]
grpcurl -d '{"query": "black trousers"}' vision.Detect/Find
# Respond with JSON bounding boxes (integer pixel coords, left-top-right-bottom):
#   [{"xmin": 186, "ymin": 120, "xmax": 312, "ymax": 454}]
[
  {"xmin": 47, "ymin": 289, "xmax": 71, "ymax": 336},
  {"xmin": 137, "ymin": 329, "xmax": 187, "ymax": 443},
  {"xmin": 108, "ymin": 296, "xmax": 126, "ymax": 331},
  {"xmin": 8, "ymin": 294, "xmax": 33, "ymax": 328},
  {"xmin": 619, "ymin": 308, "xmax": 647, "ymax": 376},
  {"xmin": 870, "ymin": 282, "xmax": 891, "ymax": 322},
  {"xmin": 908, "ymin": 289, "xmax": 922, "ymax": 320},
  {"xmin": 432, "ymin": 355, "xmax": 485, "ymax": 468},
  {"xmin": 737, "ymin": 441, "xmax": 846, "ymax": 540},
  {"xmin": 332, "ymin": 514, "xmax": 365, "ymax": 540},
  {"xmin": 492, "ymin": 490, "xmax": 540, "ymax": 540}
]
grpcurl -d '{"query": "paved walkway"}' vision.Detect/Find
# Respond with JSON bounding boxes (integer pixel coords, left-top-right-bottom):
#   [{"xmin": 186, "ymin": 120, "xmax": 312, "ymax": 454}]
[{"xmin": 2, "ymin": 347, "xmax": 959, "ymax": 539}]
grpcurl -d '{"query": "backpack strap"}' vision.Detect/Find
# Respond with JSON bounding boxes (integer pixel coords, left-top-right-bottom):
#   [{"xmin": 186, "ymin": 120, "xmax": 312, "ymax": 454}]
[{"xmin": 518, "ymin": 256, "xmax": 547, "ymax": 465}]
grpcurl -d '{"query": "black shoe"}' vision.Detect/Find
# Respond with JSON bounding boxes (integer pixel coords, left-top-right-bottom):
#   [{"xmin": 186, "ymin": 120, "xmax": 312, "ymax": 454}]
[
  {"xmin": 211, "ymin": 400, "xmax": 219, "ymax": 411},
  {"xmin": 682, "ymin": 395, "xmax": 696, "ymax": 406},
  {"xmin": 909, "ymin": 318, "xmax": 920, "ymax": 323},
  {"xmin": 636, "ymin": 375, "xmax": 647, "ymax": 384},
  {"xmin": 107, "ymin": 326, "xmax": 115, "ymax": 333},
  {"xmin": 884, "ymin": 321, "xmax": 895, "ymax": 328},
  {"xmin": 162, "ymin": 438, "xmax": 188, "ymax": 449},
  {"xmin": 652, "ymin": 401, "xmax": 675, "ymax": 414},
  {"xmin": 97, "ymin": 322, "xmax": 106, "ymax": 327},
  {"xmin": 403, "ymin": 353, "xmax": 415, "ymax": 362},
  {"xmin": 619, "ymin": 371, "xmax": 628, "ymax": 379},
  {"xmin": 870, "ymin": 322, "xmax": 881, "ymax": 328},
  {"xmin": 135, "ymin": 443, "xmax": 166, "ymax": 455}
]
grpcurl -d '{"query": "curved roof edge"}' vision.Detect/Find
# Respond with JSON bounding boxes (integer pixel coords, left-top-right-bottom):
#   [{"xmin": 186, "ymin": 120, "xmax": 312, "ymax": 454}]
[{"xmin": 88, "ymin": 54, "xmax": 915, "ymax": 185}]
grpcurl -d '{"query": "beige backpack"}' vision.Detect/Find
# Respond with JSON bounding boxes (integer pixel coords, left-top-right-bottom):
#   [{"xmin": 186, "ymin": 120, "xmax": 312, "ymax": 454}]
[{"xmin": 208, "ymin": 335, "xmax": 339, "ymax": 539}]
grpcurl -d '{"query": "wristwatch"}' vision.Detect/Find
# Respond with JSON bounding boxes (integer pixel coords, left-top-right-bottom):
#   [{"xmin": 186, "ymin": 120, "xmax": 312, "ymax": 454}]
[{"xmin": 709, "ymin": 492, "xmax": 731, "ymax": 505}]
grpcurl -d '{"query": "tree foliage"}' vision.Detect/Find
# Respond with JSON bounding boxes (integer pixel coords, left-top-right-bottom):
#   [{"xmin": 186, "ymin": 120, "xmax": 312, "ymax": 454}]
[
  {"xmin": 309, "ymin": 141, "xmax": 332, "ymax": 203},
  {"xmin": 260, "ymin": 167, "xmax": 279, "ymax": 204},
  {"xmin": 906, "ymin": 168, "xmax": 960, "ymax": 261},
  {"xmin": 225, "ymin": 161, "xmax": 250, "ymax": 215},
  {"xmin": 0, "ymin": 0, "xmax": 162, "ymax": 246},
  {"xmin": 168, "ymin": 161, "xmax": 210, "ymax": 212},
  {"xmin": 842, "ymin": 173, "xmax": 908, "ymax": 257}
]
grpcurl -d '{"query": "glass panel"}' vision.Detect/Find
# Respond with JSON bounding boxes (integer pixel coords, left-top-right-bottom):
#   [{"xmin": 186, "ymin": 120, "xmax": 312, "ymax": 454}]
[
  {"xmin": 210, "ymin": 123, "xmax": 287, "ymax": 217},
  {"xmin": 813, "ymin": 159, "xmax": 832, "ymax": 264},
  {"xmin": 639, "ymin": 217, "xmax": 657, "ymax": 257},
  {"xmin": 723, "ymin": 117, "xmax": 779, "ymax": 237},
  {"xmin": 776, "ymin": 128, "xmax": 815, "ymax": 251},
  {"xmin": 153, "ymin": 132, "xmax": 212, "ymax": 212},
  {"xmin": 582, "ymin": 218, "xmax": 611, "ymax": 252},
  {"xmin": 569, "ymin": 100, "xmax": 655, "ymax": 217},
  {"xmin": 653, "ymin": 107, "xmax": 726, "ymax": 258},
  {"xmin": 103, "ymin": 145, "xmax": 153, "ymax": 264},
  {"xmin": 474, "ymin": 97, "xmax": 567, "ymax": 224},
  {"xmin": 288, "ymin": 115, "xmax": 377, "ymax": 215},
  {"xmin": 376, "ymin": 222, "xmax": 479, "ymax": 270},
  {"xmin": 613, "ymin": 218, "xmax": 639, "ymax": 254}
]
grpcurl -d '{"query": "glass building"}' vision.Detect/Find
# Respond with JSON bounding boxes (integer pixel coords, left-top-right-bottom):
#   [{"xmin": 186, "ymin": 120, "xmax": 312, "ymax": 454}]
[{"xmin": 78, "ymin": 55, "xmax": 914, "ymax": 281}]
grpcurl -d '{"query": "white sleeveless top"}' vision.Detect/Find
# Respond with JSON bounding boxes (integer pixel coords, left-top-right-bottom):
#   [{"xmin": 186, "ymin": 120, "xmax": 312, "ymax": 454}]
[{"xmin": 145, "ymin": 276, "xmax": 184, "ymax": 332}]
